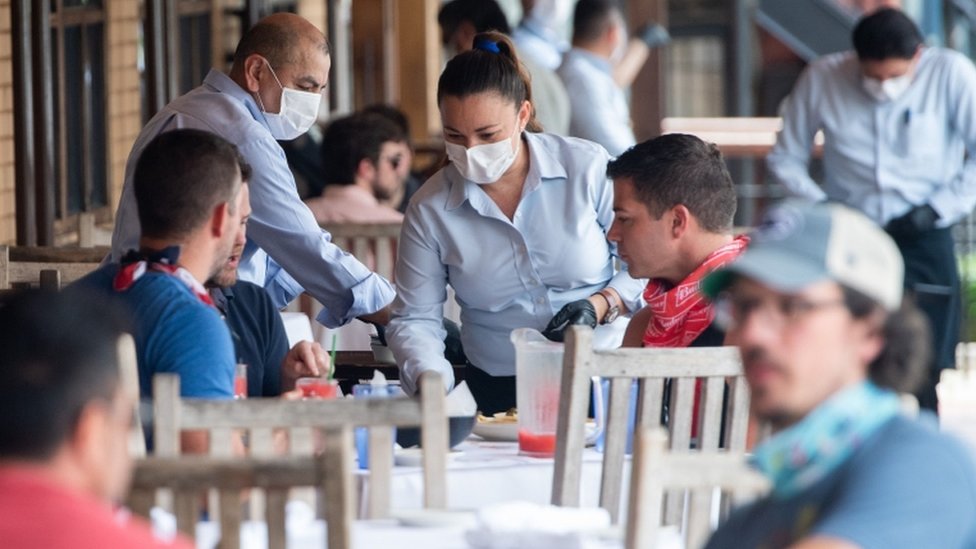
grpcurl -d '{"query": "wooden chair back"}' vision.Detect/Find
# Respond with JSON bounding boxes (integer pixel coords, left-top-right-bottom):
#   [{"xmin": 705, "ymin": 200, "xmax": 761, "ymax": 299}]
[
  {"xmin": 148, "ymin": 372, "xmax": 448, "ymax": 548},
  {"xmin": 551, "ymin": 326, "xmax": 750, "ymax": 524},
  {"xmin": 117, "ymin": 333, "xmax": 146, "ymax": 458},
  {"xmin": 127, "ymin": 454, "xmax": 335, "ymax": 549},
  {"xmin": 320, "ymin": 222, "xmax": 402, "ymax": 281},
  {"xmin": 0, "ymin": 245, "xmax": 105, "ymax": 289},
  {"xmin": 625, "ymin": 427, "xmax": 769, "ymax": 549}
]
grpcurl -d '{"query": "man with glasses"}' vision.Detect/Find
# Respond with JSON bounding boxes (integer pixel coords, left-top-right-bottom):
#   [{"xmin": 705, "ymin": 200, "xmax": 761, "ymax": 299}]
[
  {"xmin": 111, "ymin": 13, "xmax": 394, "ymax": 331},
  {"xmin": 306, "ymin": 112, "xmax": 408, "ymax": 225},
  {"xmin": 703, "ymin": 200, "xmax": 976, "ymax": 549}
]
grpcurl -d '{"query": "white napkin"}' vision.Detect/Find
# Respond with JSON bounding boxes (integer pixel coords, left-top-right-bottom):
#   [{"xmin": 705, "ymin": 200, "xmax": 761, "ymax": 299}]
[
  {"xmin": 464, "ymin": 501, "xmax": 613, "ymax": 549},
  {"xmin": 447, "ymin": 381, "xmax": 478, "ymax": 417}
]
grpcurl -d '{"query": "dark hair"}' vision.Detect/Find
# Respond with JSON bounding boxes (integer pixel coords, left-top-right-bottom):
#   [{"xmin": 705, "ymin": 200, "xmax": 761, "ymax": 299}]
[
  {"xmin": 606, "ymin": 134, "xmax": 737, "ymax": 233},
  {"xmin": 233, "ymin": 17, "xmax": 330, "ymax": 70},
  {"xmin": 0, "ymin": 291, "xmax": 128, "ymax": 460},
  {"xmin": 321, "ymin": 113, "xmax": 406, "ymax": 186},
  {"xmin": 134, "ymin": 129, "xmax": 243, "ymax": 240},
  {"xmin": 842, "ymin": 286, "xmax": 930, "ymax": 393},
  {"xmin": 362, "ymin": 103, "xmax": 412, "ymax": 139},
  {"xmin": 437, "ymin": 31, "xmax": 542, "ymax": 133},
  {"xmin": 438, "ymin": 0, "xmax": 512, "ymax": 45},
  {"xmin": 852, "ymin": 8, "xmax": 923, "ymax": 61},
  {"xmin": 573, "ymin": 0, "xmax": 620, "ymax": 44}
]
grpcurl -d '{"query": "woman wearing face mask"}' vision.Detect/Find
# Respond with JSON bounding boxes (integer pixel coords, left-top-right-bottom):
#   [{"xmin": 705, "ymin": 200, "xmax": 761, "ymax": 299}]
[{"xmin": 386, "ymin": 32, "xmax": 645, "ymax": 414}]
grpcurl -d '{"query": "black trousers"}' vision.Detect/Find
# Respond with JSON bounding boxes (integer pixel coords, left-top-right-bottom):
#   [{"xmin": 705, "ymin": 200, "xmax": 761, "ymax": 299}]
[
  {"xmin": 464, "ymin": 363, "xmax": 517, "ymax": 416},
  {"xmin": 887, "ymin": 227, "xmax": 961, "ymax": 413}
]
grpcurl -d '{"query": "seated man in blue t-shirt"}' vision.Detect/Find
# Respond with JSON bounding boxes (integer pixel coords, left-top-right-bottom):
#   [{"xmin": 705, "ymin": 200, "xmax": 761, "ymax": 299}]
[
  {"xmin": 70, "ymin": 129, "xmax": 248, "ymax": 453},
  {"xmin": 701, "ymin": 201, "xmax": 976, "ymax": 549}
]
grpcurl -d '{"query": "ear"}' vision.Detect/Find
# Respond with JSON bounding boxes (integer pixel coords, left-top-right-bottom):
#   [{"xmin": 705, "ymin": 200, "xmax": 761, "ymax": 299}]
[
  {"xmin": 356, "ymin": 158, "xmax": 377, "ymax": 183},
  {"xmin": 670, "ymin": 204, "xmax": 691, "ymax": 238},
  {"xmin": 242, "ymin": 54, "xmax": 266, "ymax": 93},
  {"xmin": 457, "ymin": 21, "xmax": 477, "ymax": 51},
  {"xmin": 606, "ymin": 21, "xmax": 621, "ymax": 47},
  {"xmin": 856, "ymin": 311, "xmax": 886, "ymax": 366},
  {"xmin": 517, "ymin": 100, "xmax": 532, "ymax": 131},
  {"xmin": 210, "ymin": 202, "xmax": 230, "ymax": 238},
  {"xmin": 69, "ymin": 402, "xmax": 107, "ymax": 477}
]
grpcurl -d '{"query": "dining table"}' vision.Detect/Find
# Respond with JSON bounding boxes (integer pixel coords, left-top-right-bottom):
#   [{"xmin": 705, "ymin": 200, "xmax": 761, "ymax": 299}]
[{"xmin": 354, "ymin": 437, "xmax": 630, "ymax": 516}]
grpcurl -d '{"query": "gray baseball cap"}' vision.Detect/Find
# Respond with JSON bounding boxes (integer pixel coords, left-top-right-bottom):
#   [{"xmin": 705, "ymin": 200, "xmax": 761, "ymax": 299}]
[{"xmin": 703, "ymin": 200, "xmax": 904, "ymax": 311}]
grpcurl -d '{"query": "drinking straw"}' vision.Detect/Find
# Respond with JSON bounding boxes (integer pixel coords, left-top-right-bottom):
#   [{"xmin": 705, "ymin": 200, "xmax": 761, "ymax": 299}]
[{"xmin": 328, "ymin": 333, "xmax": 337, "ymax": 380}]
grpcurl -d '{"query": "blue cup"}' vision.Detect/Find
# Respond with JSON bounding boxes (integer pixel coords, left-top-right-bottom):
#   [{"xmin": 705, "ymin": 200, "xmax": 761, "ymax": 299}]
[
  {"xmin": 352, "ymin": 384, "xmax": 401, "ymax": 469},
  {"xmin": 594, "ymin": 378, "xmax": 639, "ymax": 455}
]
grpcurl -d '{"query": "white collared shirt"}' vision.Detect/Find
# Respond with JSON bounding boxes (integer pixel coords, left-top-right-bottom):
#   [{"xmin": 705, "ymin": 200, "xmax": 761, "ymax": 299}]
[
  {"xmin": 387, "ymin": 132, "xmax": 646, "ymax": 393},
  {"xmin": 558, "ymin": 48, "xmax": 636, "ymax": 157},
  {"xmin": 768, "ymin": 48, "xmax": 976, "ymax": 226}
]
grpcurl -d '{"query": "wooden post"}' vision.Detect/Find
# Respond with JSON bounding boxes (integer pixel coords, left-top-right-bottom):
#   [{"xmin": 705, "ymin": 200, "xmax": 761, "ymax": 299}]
[
  {"xmin": 628, "ymin": 0, "xmax": 668, "ymax": 141},
  {"xmin": 394, "ymin": 0, "xmax": 441, "ymax": 141}
]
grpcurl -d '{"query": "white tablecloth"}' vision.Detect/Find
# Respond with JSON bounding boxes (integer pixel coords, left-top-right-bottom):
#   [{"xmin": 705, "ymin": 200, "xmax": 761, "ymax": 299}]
[{"xmin": 357, "ymin": 439, "xmax": 632, "ymax": 516}]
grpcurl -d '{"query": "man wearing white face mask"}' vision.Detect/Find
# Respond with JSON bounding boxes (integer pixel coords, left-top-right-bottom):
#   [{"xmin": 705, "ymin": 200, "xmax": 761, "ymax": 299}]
[
  {"xmin": 110, "ymin": 13, "xmax": 395, "ymax": 331},
  {"xmin": 768, "ymin": 8, "xmax": 976, "ymax": 413}
]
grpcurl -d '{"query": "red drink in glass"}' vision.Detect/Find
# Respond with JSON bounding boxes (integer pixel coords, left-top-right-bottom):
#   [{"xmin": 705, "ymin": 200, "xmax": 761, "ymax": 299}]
[
  {"xmin": 518, "ymin": 429, "xmax": 556, "ymax": 457},
  {"xmin": 234, "ymin": 363, "xmax": 247, "ymax": 399},
  {"xmin": 296, "ymin": 378, "xmax": 339, "ymax": 399}
]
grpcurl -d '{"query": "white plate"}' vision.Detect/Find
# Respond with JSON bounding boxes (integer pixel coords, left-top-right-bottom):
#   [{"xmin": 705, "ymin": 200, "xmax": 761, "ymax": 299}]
[
  {"xmin": 394, "ymin": 448, "xmax": 463, "ymax": 467},
  {"xmin": 472, "ymin": 421, "xmax": 519, "ymax": 442},
  {"xmin": 389, "ymin": 508, "xmax": 478, "ymax": 528},
  {"xmin": 471, "ymin": 421, "xmax": 600, "ymax": 444}
]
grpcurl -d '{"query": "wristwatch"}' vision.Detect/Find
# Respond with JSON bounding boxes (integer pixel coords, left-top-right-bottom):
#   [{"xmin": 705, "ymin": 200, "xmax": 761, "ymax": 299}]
[{"xmin": 596, "ymin": 289, "xmax": 621, "ymax": 325}]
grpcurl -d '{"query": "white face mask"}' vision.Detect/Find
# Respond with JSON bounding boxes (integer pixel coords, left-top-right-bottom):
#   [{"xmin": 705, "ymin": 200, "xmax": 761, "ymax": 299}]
[
  {"xmin": 257, "ymin": 60, "xmax": 322, "ymax": 140},
  {"xmin": 862, "ymin": 73, "xmax": 913, "ymax": 103},
  {"xmin": 445, "ymin": 124, "xmax": 522, "ymax": 184}
]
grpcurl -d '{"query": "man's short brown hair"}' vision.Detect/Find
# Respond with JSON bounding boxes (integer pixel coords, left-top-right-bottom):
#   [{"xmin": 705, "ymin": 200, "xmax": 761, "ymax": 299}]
[{"xmin": 607, "ymin": 133, "xmax": 737, "ymax": 233}]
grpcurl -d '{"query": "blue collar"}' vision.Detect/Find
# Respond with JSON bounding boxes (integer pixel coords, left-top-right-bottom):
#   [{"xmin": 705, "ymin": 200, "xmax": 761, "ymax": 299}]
[{"xmin": 203, "ymin": 69, "xmax": 267, "ymax": 129}]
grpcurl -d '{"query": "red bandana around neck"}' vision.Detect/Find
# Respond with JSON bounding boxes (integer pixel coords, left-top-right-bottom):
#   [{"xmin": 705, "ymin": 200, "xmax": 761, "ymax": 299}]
[
  {"xmin": 113, "ymin": 247, "xmax": 214, "ymax": 307},
  {"xmin": 642, "ymin": 235, "xmax": 749, "ymax": 348}
]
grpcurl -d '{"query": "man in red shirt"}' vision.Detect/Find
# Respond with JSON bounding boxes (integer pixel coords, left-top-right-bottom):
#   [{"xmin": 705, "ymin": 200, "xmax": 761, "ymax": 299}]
[{"xmin": 0, "ymin": 291, "xmax": 192, "ymax": 548}]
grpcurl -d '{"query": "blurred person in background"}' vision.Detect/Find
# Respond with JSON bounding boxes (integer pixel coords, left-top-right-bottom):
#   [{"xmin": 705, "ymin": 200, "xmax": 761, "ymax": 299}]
[
  {"xmin": 307, "ymin": 112, "xmax": 408, "ymax": 225},
  {"xmin": 0, "ymin": 291, "xmax": 192, "ymax": 548},
  {"xmin": 558, "ymin": 0, "xmax": 669, "ymax": 156},
  {"xmin": 767, "ymin": 8, "xmax": 976, "ymax": 412}
]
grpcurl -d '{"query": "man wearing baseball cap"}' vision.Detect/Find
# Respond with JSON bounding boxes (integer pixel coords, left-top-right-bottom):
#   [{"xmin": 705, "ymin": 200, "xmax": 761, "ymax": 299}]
[{"xmin": 703, "ymin": 200, "xmax": 976, "ymax": 548}]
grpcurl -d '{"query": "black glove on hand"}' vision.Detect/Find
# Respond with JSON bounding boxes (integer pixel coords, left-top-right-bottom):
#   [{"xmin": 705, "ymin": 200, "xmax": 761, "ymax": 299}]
[
  {"xmin": 636, "ymin": 22, "xmax": 670, "ymax": 48},
  {"xmin": 542, "ymin": 299, "xmax": 598, "ymax": 342},
  {"xmin": 885, "ymin": 204, "xmax": 939, "ymax": 235}
]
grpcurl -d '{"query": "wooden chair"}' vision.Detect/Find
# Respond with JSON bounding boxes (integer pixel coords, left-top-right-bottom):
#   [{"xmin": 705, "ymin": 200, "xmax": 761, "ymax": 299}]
[
  {"xmin": 0, "ymin": 245, "xmax": 104, "ymax": 289},
  {"xmin": 625, "ymin": 427, "xmax": 769, "ymax": 549},
  {"xmin": 551, "ymin": 326, "xmax": 750, "ymax": 524},
  {"xmin": 117, "ymin": 333, "xmax": 146, "ymax": 458},
  {"xmin": 320, "ymin": 222, "xmax": 402, "ymax": 281},
  {"xmin": 127, "ymin": 454, "xmax": 334, "ymax": 549},
  {"xmin": 148, "ymin": 371, "xmax": 448, "ymax": 549}
]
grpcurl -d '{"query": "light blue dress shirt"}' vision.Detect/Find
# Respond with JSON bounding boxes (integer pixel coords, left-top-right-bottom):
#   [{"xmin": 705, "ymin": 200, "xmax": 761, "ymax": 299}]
[
  {"xmin": 768, "ymin": 48, "xmax": 976, "ymax": 227},
  {"xmin": 387, "ymin": 132, "xmax": 646, "ymax": 394},
  {"xmin": 512, "ymin": 17, "xmax": 568, "ymax": 72},
  {"xmin": 558, "ymin": 48, "xmax": 636, "ymax": 157},
  {"xmin": 110, "ymin": 70, "xmax": 395, "ymax": 327}
]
